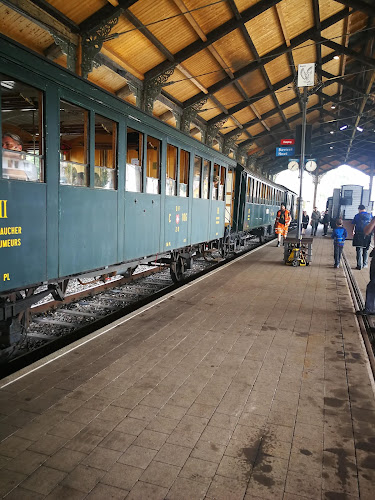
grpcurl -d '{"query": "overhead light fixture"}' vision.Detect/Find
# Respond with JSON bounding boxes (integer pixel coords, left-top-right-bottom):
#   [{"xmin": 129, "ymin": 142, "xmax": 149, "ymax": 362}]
[
  {"xmin": 1, "ymin": 81, "xmax": 15, "ymax": 89},
  {"xmin": 330, "ymin": 146, "xmax": 334, "ymax": 149},
  {"xmin": 340, "ymin": 125, "xmax": 348, "ymax": 131},
  {"xmin": 333, "ymin": 55, "xmax": 340, "ymax": 60},
  {"xmin": 330, "ymin": 131, "xmax": 334, "ymax": 134},
  {"xmin": 357, "ymin": 126, "xmax": 363, "ymax": 132}
]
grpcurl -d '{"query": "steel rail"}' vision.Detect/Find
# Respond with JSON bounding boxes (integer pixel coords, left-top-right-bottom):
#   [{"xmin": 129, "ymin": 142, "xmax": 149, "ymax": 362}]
[
  {"xmin": 342, "ymin": 251, "xmax": 375, "ymax": 378},
  {"xmin": 1, "ymin": 237, "xmax": 272, "ymax": 378}
]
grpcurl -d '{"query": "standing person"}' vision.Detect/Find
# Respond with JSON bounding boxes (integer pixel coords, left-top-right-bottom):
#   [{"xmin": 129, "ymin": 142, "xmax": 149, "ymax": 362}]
[
  {"xmin": 322, "ymin": 211, "xmax": 330, "ymax": 236},
  {"xmin": 301, "ymin": 210, "xmax": 309, "ymax": 236},
  {"xmin": 356, "ymin": 216, "xmax": 375, "ymax": 315},
  {"xmin": 331, "ymin": 219, "xmax": 347, "ymax": 269},
  {"xmin": 2, "ymin": 132, "xmax": 38, "ymax": 181},
  {"xmin": 310, "ymin": 207, "xmax": 321, "ymax": 236},
  {"xmin": 275, "ymin": 203, "xmax": 291, "ymax": 247},
  {"xmin": 352, "ymin": 204, "xmax": 372, "ymax": 270}
]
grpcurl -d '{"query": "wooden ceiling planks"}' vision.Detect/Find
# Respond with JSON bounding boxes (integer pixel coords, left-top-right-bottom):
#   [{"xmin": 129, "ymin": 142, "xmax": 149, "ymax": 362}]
[
  {"xmin": 245, "ymin": 9, "xmax": 284, "ymax": 57},
  {"xmin": 47, "ymin": 0, "xmax": 107, "ymax": 24},
  {"xmin": 212, "ymin": 30, "xmax": 256, "ymax": 71},
  {"xmin": 130, "ymin": 0, "xmax": 200, "ymax": 54},
  {"xmin": 0, "ymin": 5, "xmax": 55, "ymax": 54},
  {"xmin": 0, "ymin": 0, "xmax": 373, "ymax": 175},
  {"xmin": 178, "ymin": 0, "xmax": 234, "ymax": 35},
  {"xmin": 88, "ymin": 65, "xmax": 128, "ymax": 94}
]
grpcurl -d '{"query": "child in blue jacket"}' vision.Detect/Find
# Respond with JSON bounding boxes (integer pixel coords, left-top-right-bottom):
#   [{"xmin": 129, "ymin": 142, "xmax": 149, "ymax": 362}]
[{"xmin": 331, "ymin": 219, "xmax": 347, "ymax": 268}]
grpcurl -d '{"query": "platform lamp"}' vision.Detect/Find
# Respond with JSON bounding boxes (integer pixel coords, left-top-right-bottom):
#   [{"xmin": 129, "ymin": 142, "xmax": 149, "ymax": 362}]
[{"xmin": 296, "ymin": 63, "xmax": 315, "ymax": 240}]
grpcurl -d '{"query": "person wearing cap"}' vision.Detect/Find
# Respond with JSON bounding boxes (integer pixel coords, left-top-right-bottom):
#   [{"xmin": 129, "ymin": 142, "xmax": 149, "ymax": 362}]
[{"xmin": 352, "ymin": 204, "xmax": 372, "ymax": 270}]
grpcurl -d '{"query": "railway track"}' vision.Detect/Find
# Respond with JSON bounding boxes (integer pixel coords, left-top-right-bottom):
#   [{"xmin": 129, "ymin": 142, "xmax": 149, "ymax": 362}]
[
  {"xmin": 1, "ymin": 235, "xmax": 271, "ymax": 378},
  {"xmin": 342, "ymin": 251, "xmax": 375, "ymax": 378}
]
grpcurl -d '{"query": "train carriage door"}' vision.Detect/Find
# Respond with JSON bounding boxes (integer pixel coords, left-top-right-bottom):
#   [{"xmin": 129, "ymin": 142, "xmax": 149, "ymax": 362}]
[{"xmin": 225, "ymin": 167, "xmax": 235, "ymax": 226}]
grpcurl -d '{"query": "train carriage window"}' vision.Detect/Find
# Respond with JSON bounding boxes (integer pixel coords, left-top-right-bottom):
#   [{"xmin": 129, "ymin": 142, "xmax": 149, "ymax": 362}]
[
  {"xmin": 166, "ymin": 144, "xmax": 177, "ymax": 196},
  {"xmin": 212, "ymin": 163, "xmax": 220, "ymax": 200},
  {"xmin": 126, "ymin": 127, "xmax": 143, "ymax": 192},
  {"xmin": 146, "ymin": 136, "xmax": 160, "ymax": 194},
  {"xmin": 246, "ymin": 177, "xmax": 251, "ymax": 202},
  {"xmin": 179, "ymin": 148, "xmax": 189, "ymax": 197},
  {"xmin": 1, "ymin": 74, "xmax": 44, "ymax": 182},
  {"xmin": 60, "ymin": 100, "xmax": 88, "ymax": 186},
  {"xmin": 202, "ymin": 159, "xmax": 210, "ymax": 199},
  {"xmin": 94, "ymin": 114, "xmax": 117, "ymax": 189},
  {"xmin": 219, "ymin": 166, "xmax": 225, "ymax": 201},
  {"xmin": 193, "ymin": 155, "xmax": 202, "ymax": 198}
]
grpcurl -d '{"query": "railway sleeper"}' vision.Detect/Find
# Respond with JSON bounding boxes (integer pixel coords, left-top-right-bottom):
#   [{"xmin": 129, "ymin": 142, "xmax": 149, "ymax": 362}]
[{"xmin": 0, "ymin": 283, "xmax": 66, "ymax": 347}]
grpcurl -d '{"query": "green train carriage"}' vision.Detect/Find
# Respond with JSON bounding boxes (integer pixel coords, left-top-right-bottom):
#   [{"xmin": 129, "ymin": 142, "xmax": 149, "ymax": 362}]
[
  {"xmin": 0, "ymin": 34, "xmax": 295, "ymax": 346},
  {"xmin": 231, "ymin": 164, "xmax": 297, "ymax": 240}
]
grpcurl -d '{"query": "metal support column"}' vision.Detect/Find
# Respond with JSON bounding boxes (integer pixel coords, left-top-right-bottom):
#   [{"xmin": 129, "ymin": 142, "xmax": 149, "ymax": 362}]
[
  {"xmin": 296, "ymin": 87, "xmax": 308, "ymax": 240},
  {"xmin": 312, "ymin": 169, "xmax": 319, "ymax": 209},
  {"xmin": 369, "ymin": 163, "xmax": 374, "ymax": 207}
]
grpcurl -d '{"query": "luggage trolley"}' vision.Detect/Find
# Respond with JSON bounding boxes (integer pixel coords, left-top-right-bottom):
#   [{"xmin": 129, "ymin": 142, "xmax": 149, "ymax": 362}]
[{"xmin": 283, "ymin": 237, "xmax": 313, "ymax": 267}]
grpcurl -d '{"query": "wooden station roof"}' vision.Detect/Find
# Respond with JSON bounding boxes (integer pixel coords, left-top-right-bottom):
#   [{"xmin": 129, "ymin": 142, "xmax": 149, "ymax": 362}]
[{"xmin": 1, "ymin": 0, "xmax": 375, "ymax": 177}]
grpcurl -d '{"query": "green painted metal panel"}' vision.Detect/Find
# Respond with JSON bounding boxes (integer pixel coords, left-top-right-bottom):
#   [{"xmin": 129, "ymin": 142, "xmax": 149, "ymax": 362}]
[
  {"xmin": 59, "ymin": 187, "xmax": 118, "ymax": 276},
  {"xmin": 164, "ymin": 197, "xmax": 189, "ymax": 250},
  {"xmin": 209, "ymin": 201, "xmax": 225, "ymax": 241},
  {"xmin": 124, "ymin": 193, "xmax": 161, "ymax": 260},
  {"xmin": 0, "ymin": 181, "xmax": 46, "ymax": 292},
  {"xmin": 191, "ymin": 199, "xmax": 210, "ymax": 244},
  {"xmin": 244, "ymin": 203, "xmax": 252, "ymax": 231},
  {"xmin": 45, "ymin": 86, "xmax": 60, "ymax": 281}
]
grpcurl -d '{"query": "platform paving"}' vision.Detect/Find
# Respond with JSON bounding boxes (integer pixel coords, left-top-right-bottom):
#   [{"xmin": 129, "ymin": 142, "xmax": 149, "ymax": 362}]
[{"xmin": 0, "ymin": 231, "xmax": 374, "ymax": 499}]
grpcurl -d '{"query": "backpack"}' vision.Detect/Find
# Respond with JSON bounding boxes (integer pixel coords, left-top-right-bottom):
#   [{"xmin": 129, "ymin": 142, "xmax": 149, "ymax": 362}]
[{"xmin": 355, "ymin": 212, "xmax": 371, "ymax": 233}]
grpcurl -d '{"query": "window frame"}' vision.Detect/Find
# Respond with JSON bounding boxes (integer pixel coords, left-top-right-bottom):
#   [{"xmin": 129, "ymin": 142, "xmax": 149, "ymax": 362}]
[
  {"xmin": 94, "ymin": 112, "xmax": 118, "ymax": 190},
  {"xmin": 59, "ymin": 98, "xmax": 90, "ymax": 187},
  {"xmin": 1, "ymin": 73, "xmax": 45, "ymax": 183}
]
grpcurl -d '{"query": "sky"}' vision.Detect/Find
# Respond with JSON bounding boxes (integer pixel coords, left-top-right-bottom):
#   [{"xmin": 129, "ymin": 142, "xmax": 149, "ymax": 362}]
[{"xmin": 275, "ymin": 164, "xmax": 373, "ymax": 215}]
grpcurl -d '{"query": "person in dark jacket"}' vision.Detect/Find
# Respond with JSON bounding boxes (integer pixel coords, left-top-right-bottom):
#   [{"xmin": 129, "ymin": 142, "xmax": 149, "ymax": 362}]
[
  {"xmin": 322, "ymin": 211, "xmax": 330, "ymax": 236},
  {"xmin": 310, "ymin": 207, "xmax": 321, "ymax": 236},
  {"xmin": 331, "ymin": 219, "xmax": 347, "ymax": 269},
  {"xmin": 352, "ymin": 204, "xmax": 372, "ymax": 270},
  {"xmin": 301, "ymin": 210, "xmax": 309, "ymax": 236},
  {"xmin": 356, "ymin": 216, "xmax": 375, "ymax": 315}
]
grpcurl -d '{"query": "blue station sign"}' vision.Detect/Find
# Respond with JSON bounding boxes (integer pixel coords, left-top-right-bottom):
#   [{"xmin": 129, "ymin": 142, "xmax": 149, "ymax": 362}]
[{"xmin": 276, "ymin": 146, "xmax": 295, "ymax": 157}]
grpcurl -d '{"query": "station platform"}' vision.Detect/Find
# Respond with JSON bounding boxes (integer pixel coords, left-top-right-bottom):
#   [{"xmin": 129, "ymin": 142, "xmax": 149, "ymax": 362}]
[{"xmin": 0, "ymin": 229, "xmax": 374, "ymax": 500}]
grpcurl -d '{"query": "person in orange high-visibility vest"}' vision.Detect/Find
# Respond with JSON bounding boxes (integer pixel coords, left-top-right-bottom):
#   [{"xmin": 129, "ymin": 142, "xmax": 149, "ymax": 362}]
[{"xmin": 275, "ymin": 203, "xmax": 291, "ymax": 247}]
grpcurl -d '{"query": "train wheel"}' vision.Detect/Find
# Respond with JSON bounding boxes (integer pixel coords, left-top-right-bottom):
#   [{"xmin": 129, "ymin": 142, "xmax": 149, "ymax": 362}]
[{"xmin": 170, "ymin": 256, "xmax": 185, "ymax": 283}]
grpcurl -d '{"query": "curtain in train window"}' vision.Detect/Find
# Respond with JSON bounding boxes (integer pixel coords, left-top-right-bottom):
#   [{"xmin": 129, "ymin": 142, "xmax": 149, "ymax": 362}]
[
  {"xmin": 146, "ymin": 136, "xmax": 160, "ymax": 194},
  {"xmin": 219, "ymin": 166, "xmax": 225, "ymax": 200},
  {"xmin": 179, "ymin": 149, "xmax": 190, "ymax": 197},
  {"xmin": 94, "ymin": 114, "xmax": 117, "ymax": 190},
  {"xmin": 193, "ymin": 155, "xmax": 202, "ymax": 198},
  {"xmin": 202, "ymin": 159, "xmax": 210, "ymax": 199},
  {"xmin": 126, "ymin": 127, "xmax": 143, "ymax": 192},
  {"xmin": 246, "ymin": 177, "xmax": 251, "ymax": 202},
  {"xmin": 1, "ymin": 74, "xmax": 44, "ymax": 182},
  {"xmin": 212, "ymin": 163, "xmax": 220, "ymax": 200},
  {"xmin": 261, "ymin": 183, "xmax": 266, "ymax": 203},
  {"xmin": 60, "ymin": 100, "xmax": 88, "ymax": 186},
  {"xmin": 166, "ymin": 144, "xmax": 177, "ymax": 196}
]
